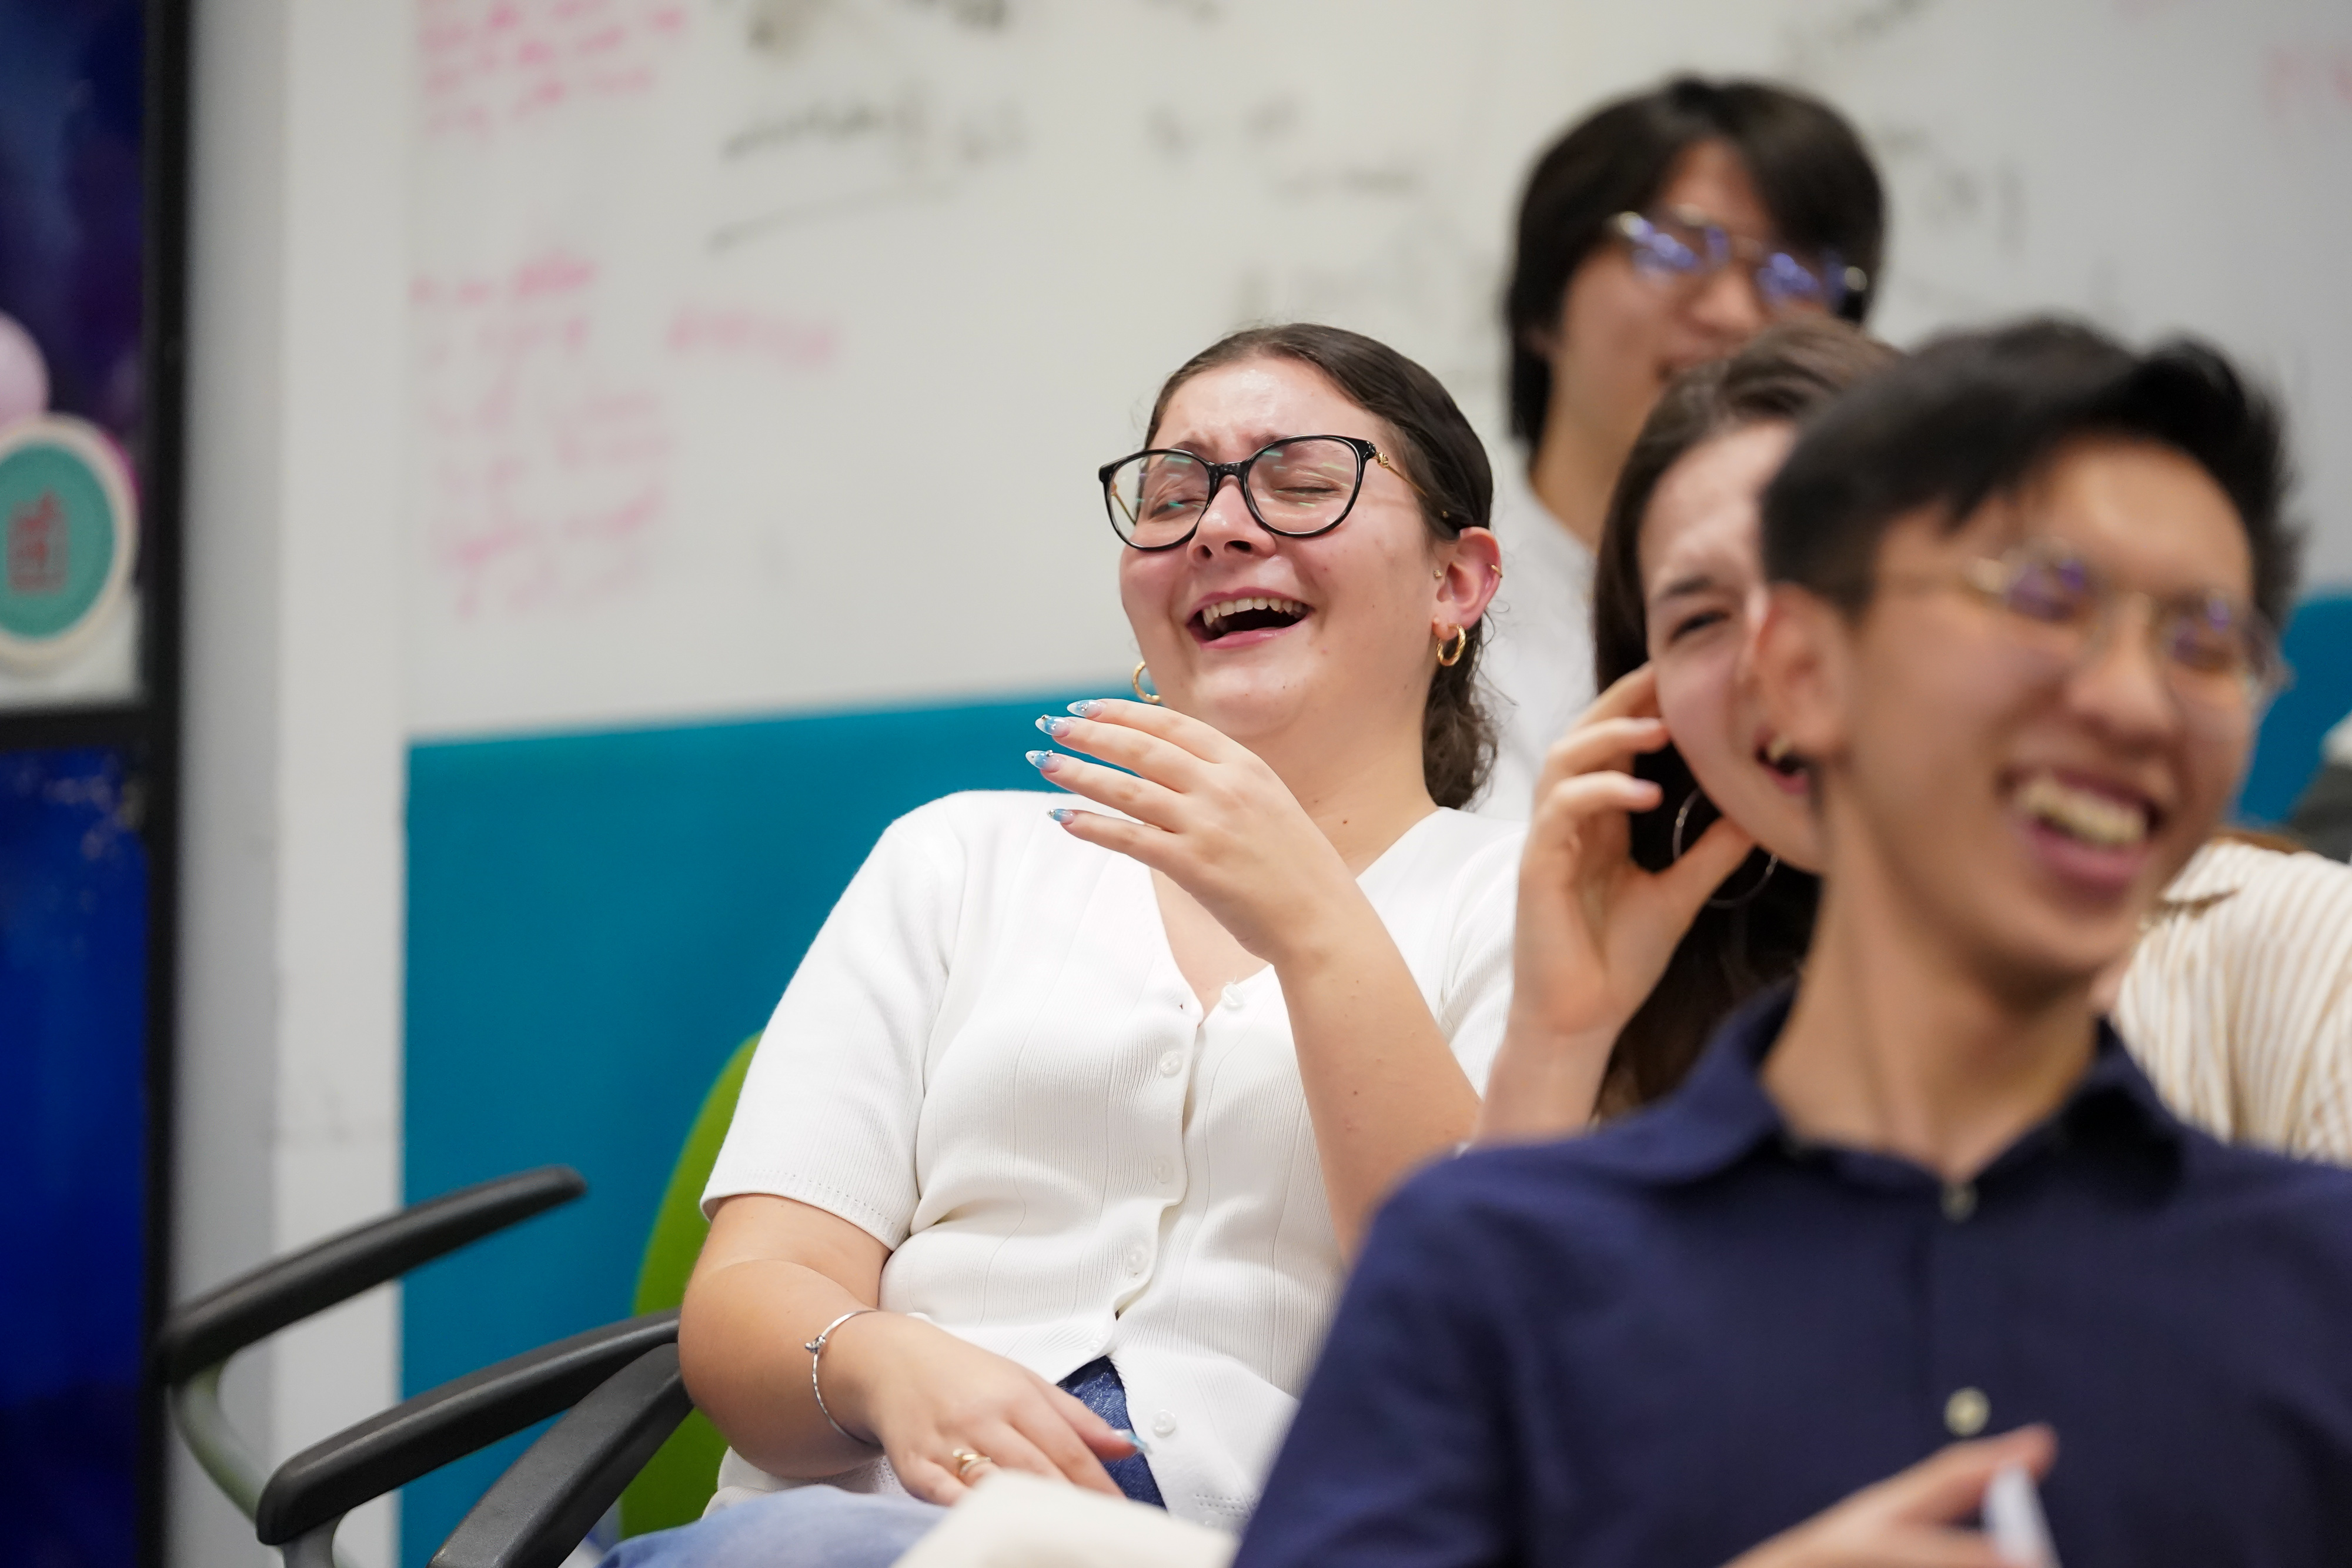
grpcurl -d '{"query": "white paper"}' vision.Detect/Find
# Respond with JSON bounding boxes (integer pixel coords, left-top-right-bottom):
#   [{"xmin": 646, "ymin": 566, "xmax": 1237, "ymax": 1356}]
[{"xmin": 1983, "ymin": 1463, "xmax": 2060, "ymax": 1568}]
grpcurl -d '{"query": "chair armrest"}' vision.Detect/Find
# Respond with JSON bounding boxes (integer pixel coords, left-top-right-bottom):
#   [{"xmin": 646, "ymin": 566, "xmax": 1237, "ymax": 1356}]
[
  {"xmin": 155, "ymin": 1166, "xmax": 587, "ymax": 1386},
  {"xmin": 430, "ymin": 1345, "xmax": 695, "ymax": 1568},
  {"xmin": 255, "ymin": 1310, "xmax": 680, "ymax": 1547}
]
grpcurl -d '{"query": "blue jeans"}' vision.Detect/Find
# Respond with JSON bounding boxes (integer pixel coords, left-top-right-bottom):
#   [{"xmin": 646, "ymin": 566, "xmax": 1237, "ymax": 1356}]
[
  {"xmin": 604, "ymin": 1487, "xmax": 944, "ymax": 1568},
  {"xmin": 1055, "ymin": 1357, "xmax": 1165, "ymax": 1509},
  {"xmin": 607, "ymin": 1358, "xmax": 1163, "ymax": 1567}
]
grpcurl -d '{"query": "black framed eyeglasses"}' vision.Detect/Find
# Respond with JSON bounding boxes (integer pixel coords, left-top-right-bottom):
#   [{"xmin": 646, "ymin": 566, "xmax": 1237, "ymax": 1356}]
[
  {"xmin": 1097, "ymin": 434, "xmax": 1441, "ymax": 551},
  {"xmin": 1613, "ymin": 207, "xmax": 1867, "ymax": 317}
]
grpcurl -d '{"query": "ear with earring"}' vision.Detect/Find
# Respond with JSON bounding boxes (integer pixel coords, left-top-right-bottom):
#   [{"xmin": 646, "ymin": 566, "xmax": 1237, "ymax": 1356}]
[
  {"xmin": 1131, "ymin": 660, "xmax": 1163, "ymax": 705},
  {"xmin": 1430, "ymin": 554, "xmax": 1496, "ymax": 670}
]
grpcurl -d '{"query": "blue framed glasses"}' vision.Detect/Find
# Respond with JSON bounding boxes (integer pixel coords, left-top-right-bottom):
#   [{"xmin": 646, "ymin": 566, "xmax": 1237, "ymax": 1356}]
[{"xmin": 1613, "ymin": 207, "xmax": 1866, "ymax": 317}]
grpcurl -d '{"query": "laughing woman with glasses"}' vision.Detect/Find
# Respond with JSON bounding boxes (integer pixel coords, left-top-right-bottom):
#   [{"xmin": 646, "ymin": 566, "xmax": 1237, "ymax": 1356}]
[
  {"xmin": 1478, "ymin": 76, "xmax": 1884, "ymax": 821},
  {"xmin": 613, "ymin": 324, "xmax": 1519, "ymax": 1568}
]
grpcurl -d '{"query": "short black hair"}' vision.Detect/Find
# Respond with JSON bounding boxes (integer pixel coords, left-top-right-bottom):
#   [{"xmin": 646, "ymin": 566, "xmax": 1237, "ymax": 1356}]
[
  {"xmin": 1762, "ymin": 317, "xmax": 2300, "ymax": 627},
  {"xmin": 1504, "ymin": 76, "xmax": 1886, "ymax": 448}
]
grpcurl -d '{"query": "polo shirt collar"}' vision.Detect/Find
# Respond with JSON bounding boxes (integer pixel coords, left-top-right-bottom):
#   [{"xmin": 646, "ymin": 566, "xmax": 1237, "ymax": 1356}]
[{"xmin": 1578, "ymin": 981, "xmax": 2188, "ymax": 1187}]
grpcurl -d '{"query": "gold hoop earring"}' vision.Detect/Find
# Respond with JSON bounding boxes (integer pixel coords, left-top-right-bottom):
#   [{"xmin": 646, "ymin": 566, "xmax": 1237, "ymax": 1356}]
[
  {"xmin": 1131, "ymin": 660, "xmax": 1164, "ymax": 705},
  {"xmin": 1435, "ymin": 626, "xmax": 1468, "ymax": 667}
]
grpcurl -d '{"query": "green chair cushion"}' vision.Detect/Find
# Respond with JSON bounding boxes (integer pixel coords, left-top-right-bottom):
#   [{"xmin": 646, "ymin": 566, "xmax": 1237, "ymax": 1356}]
[{"xmin": 619, "ymin": 1033, "xmax": 761, "ymax": 1537}]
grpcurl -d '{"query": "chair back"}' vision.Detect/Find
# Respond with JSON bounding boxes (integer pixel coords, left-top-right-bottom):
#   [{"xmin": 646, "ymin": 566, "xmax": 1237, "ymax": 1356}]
[{"xmin": 617, "ymin": 1034, "xmax": 761, "ymax": 1535}]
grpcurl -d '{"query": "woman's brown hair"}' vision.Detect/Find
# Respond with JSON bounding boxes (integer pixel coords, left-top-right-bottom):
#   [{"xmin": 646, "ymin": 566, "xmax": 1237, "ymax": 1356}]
[
  {"xmin": 1588, "ymin": 317, "xmax": 1899, "ymax": 1112},
  {"xmin": 1146, "ymin": 323, "xmax": 1499, "ymax": 808}
]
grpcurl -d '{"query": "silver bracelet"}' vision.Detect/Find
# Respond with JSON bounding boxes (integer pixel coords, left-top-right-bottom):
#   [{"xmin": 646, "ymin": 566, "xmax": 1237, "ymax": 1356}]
[{"xmin": 804, "ymin": 1308, "xmax": 880, "ymax": 1446}]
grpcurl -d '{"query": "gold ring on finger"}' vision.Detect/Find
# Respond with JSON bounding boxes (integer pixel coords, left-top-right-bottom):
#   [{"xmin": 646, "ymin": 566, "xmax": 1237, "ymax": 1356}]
[{"xmin": 951, "ymin": 1447, "xmax": 993, "ymax": 1480}]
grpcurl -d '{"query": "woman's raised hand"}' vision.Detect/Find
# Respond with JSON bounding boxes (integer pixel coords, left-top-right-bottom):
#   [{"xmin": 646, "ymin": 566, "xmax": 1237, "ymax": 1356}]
[
  {"xmin": 1478, "ymin": 665, "xmax": 1755, "ymax": 1142},
  {"xmin": 826, "ymin": 1312, "xmax": 1137, "ymax": 1505},
  {"xmin": 1030, "ymin": 699, "xmax": 1361, "ymax": 967}
]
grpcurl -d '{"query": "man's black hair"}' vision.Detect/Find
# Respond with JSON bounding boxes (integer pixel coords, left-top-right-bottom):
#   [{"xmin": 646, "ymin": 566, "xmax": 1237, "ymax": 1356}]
[
  {"xmin": 1504, "ymin": 76, "xmax": 1886, "ymax": 448},
  {"xmin": 1762, "ymin": 317, "xmax": 2299, "ymax": 626}
]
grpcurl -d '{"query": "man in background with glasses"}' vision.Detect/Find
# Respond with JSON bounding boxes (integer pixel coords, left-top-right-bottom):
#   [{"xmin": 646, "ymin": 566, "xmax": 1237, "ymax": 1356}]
[
  {"xmin": 1234, "ymin": 320, "xmax": 2352, "ymax": 1568},
  {"xmin": 1480, "ymin": 77, "xmax": 1883, "ymax": 821}
]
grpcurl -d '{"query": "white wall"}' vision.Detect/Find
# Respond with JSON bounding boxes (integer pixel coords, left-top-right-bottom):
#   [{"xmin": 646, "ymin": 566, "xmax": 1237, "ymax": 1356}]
[
  {"xmin": 173, "ymin": 0, "xmax": 410, "ymax": 1563},
  {"xmin": 399, "ymin": 0, "xmax": 2352, "ymax": 745}
]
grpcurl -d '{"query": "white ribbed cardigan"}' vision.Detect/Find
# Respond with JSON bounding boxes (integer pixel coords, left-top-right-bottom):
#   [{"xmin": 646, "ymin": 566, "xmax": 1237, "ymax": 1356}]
[{"xmin": 703, "ymin": 791, "xmax": 1524, "ymax": 1529}]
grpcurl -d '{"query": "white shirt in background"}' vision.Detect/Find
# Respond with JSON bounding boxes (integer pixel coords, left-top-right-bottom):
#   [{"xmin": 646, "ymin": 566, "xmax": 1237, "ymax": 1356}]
[
  {"xmin": 2114, "ymin": 837, "xmax": 2352, "ymax": 1163},
  {"xmin": 703, "ymin": 792, "xmax": 1524, "ymax": 1529},
  {"xmin": 1474, "ymin": 457, "xmax": 1596, "ymax": 820}
]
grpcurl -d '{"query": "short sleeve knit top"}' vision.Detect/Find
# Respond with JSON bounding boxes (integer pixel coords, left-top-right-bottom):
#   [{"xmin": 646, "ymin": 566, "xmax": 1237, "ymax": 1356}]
[{"xmin": 703, "ymin": 791, "xmax": 1525, "ymax": 1528}]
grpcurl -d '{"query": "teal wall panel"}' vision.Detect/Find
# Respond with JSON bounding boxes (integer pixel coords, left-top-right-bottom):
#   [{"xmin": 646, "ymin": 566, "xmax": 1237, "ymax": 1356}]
[
  {"xmin": 400, "ymin": 687, "xmax": 1101, "ymax": 1564},
  {"xmin": 2238, "ymin": 592, "xmax": 2352, "ymax": 825}
]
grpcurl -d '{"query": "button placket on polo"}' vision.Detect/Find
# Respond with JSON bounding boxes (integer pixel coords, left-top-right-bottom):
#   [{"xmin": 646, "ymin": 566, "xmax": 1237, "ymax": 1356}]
[{"xmin": 1923, "ymin": 1172, "xmax": 2009, "ymax": 1446}]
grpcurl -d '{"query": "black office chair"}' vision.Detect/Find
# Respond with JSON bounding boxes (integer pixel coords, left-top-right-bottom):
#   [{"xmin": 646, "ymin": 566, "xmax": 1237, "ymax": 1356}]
[
  {"xmin": 154, "ymin": 1167, "xmax": 589, "ymax": 1567},
  {"xmin": 433, "ymin": 1342, "xmax": 693, "ymax": 1568},
  {"xmin": 253, "ymin": 1313, "xmax": 685, "ymax": 1568}
]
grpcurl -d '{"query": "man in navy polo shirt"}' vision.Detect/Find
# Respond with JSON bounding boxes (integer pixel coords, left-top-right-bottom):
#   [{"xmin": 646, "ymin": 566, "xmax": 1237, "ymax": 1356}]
[{"xmin": 1234, "ymin": 320, "xmax": 2352, "ymax": 1568}]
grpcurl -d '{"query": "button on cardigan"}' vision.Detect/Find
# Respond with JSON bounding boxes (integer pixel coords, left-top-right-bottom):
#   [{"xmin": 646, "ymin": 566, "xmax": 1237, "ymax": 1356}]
[{"xmin": 703, "ymin": 791, "xmax": 1525, "ymax": 1528}]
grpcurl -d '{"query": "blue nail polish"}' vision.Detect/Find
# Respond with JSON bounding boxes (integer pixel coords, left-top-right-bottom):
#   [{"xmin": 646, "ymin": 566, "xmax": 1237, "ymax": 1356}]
[
  {"xmin": 1048, "ymin": 807, "xmax": 1075, "ymax": 824},
  {"xmin": 1025, "ymin": 749, "xmax": 1057, "ymax": 772},
  {"xmin": 1035, "ymin": 715, "xmax": 1070, "ymax": 738},
  {"xmin": 1067, "ymin": 700, "xmax": 1101, "ymax": 718}
]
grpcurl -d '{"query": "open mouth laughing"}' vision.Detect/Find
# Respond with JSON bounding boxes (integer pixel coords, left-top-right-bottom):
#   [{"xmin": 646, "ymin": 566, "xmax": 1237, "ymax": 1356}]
[
  {"xmin": 1190, "ymin": 594, "xmax": 1312, "ymax": 646},
  {"xmin": 2009, "ymin": 768, "xmax": 2164, "ymax": 894},
  {"xmin": 1755, "ymin": 733, "xmax": 1809, "ymax": 796}
]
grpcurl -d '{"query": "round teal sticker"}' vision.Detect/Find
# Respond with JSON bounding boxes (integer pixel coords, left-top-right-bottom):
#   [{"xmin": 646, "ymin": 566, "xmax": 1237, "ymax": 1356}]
[{"xmin": 0, "ymin": 416, "xmax": 137, "ymax": 667}]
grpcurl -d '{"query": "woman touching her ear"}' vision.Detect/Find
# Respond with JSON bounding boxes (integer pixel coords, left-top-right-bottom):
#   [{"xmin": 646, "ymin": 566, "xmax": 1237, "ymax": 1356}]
[
  {"xmin": 1484, "ymin": 312, "xmax": 2352, "ymax": 1164},
  {"xmin": 1479, "ymin": 317, "xmax": 1889, "ymax": 1139}
]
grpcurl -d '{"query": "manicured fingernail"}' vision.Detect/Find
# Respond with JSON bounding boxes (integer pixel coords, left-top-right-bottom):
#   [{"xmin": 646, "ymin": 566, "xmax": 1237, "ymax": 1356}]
[
  {"xmin": 1111, "ymin": 1427, "xmax": 1150, "ymax": 1453},
  {"xmin": 1067, "ymin": 700, "xmax": 1102, "ymax": 717},
  {"xmin": 1025, "ymin": 749, "xmax": 1058, "ymax": 773},
  {"xmin": 1035, "ymin": 715, "xmax": 1070, "ymax": 738},
  {"xmin": 1047, "ymin": 807, "xmax": 1074, "ymax": 824}
]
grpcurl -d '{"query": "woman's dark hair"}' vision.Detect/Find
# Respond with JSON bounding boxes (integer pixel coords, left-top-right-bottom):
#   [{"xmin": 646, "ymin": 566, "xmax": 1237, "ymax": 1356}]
[
  {"xmin": 1763, "ymin": 316, "xmax": 2300, "ymax": 628},
  {"xmin": 1145, "ymin": 323, "xmax": 1499, "ymax": 808},
  {"xmin": 1589, "ymin": 318, "xmax": 1900, "ymax": 1112},
  {"xmin": 1505, "ymin": 76, "xmax": 1886, "ymax": 449}
]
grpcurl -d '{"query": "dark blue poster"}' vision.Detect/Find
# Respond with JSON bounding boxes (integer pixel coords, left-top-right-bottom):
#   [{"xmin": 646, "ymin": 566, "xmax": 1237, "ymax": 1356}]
[
  {"xmin": 0, "ymin": 2, "xmax": 160, "ymax": 1566},
  {"xmin": 0, "ymin": 747, "xmax": 149, "ymax": 1567},
  {"xmin": 0, "ymin": 1, "xmax": 145, "ymax": 447}
]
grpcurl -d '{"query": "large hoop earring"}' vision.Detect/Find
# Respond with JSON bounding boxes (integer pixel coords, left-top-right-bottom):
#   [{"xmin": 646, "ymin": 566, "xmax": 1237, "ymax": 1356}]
[
  {"xmin": 1131, "ymin": 660, "xmax": 1164, "ymax": 705},
  {"xmin": 1672, "ymin": 788, "xmax": 1779, "ymax": 909},
  {"xmin": 1435, "ymin": 626, "xmax": 1468, "ymax": 668}
]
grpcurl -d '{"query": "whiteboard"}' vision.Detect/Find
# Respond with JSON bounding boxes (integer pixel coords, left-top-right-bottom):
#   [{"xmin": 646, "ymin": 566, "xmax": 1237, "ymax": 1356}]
[{"xmin": 405, "ymin": 0, "xmax": 2352, "ymax": 738}]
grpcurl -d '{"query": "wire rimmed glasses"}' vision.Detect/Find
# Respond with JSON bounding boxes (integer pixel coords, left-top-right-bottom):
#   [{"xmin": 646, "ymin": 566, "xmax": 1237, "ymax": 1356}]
[
  {"xmin": 1613, "ymin": 207, "xmax": 1867, "ymax": 317},
  {"xmin": 1886, "ymin": 538, "xmax": 2287, "ymax": 728},
  {"xmin": 1098, "ymin": 434, "xmax": 1433, "ymax": 551}
]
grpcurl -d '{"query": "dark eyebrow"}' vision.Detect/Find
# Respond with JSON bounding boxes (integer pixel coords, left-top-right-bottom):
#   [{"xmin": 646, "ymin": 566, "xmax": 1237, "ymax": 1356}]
[
  {"xmin": 1649, "ymin": 571, "xmax": 1723, "ymax": 604},
  {"xmin": 1152, "ymin": 428, "xmax": 1301, "ymax": 459}
]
